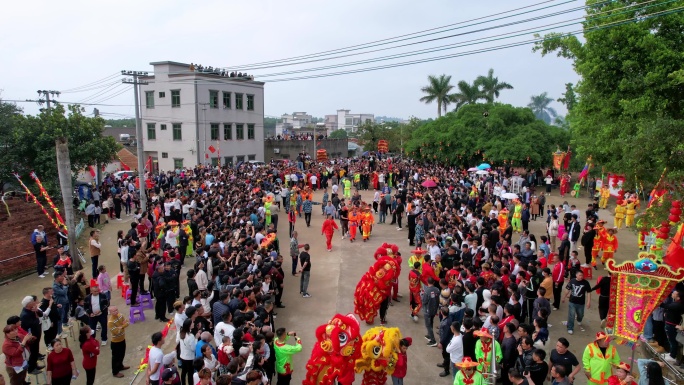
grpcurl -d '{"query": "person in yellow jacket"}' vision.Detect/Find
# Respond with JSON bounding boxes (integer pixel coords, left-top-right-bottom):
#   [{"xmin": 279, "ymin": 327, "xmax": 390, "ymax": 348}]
[
  {"xmin": 343, "ymin": 178, "xmax": 352, "ymax": 199},
  {"xmin": 582, "ymin": 332, "xmax": 620, "ymax": 385},
  {"xmin": 624, "ymin": 199, "xmax": 637, "ymax": 228},
  {"xmin": 613, "ymin": 200, "xmax": 626, "ymax": 229},
  {"xmin": 599, "ymin": 185, "xmax": 610, "ymax": 209}
]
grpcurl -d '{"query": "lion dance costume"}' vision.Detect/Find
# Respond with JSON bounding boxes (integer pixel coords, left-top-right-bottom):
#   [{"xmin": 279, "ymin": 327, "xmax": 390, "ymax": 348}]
[
  {"xmin": 354, "ymin": 327, "xmax": 402, "ymax": 385},
  {"xmin": 303, "ymin": 313, "xmax": 362, "ymax": 385},
  {"xmin": 354, "ymin": 244, "xmax": 400, "ymax": 324}
]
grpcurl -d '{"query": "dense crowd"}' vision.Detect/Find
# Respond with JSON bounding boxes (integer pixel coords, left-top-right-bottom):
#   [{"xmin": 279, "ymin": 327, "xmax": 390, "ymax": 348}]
[{"xmin": 9, "ymin": 156, "xmax": 683, "ymax": 385}]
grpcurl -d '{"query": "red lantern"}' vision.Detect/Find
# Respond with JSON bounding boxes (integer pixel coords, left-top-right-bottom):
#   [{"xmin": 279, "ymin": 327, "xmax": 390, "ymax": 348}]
[
  {"xmin": 668, "ymin": 214, "xmax": 679, "ymax": 223},
  {"xmin": 672, "ymin": 200, "xmax": 681, "ymax": 208}
]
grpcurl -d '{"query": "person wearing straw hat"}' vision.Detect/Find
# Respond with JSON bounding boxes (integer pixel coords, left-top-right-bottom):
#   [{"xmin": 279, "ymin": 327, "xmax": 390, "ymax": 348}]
[
  {"xmin": 407, "ymin": 247, "xmax": 425, "ymax": 274},
  {"xmin": 607, "ymin": 362, "xmax": 636, "ymax": 385},
  {"xmin": 582, "ymin": 332, "xmax": 620, "ymax": 385},
  {"xmin": 474, "ymin": 327, "xmax": 502, "ymax": 375},
  {"xmin": 453, "ymin": 357, "xmax": 485, "ymax": 385},
  {"xmin": 408, "ymin": 261, "xmax": 422, "ymax": 322}
]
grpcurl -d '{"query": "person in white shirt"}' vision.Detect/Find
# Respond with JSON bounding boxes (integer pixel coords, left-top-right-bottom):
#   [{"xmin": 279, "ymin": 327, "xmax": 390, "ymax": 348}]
[
  {"xmin": 147, "ymin": 332, "xmax": 166, "ymax": 384},
  {"xmin": 177, "ymin": 319, "xmax": 198, "ymax": 385},
  {"xmin": 163, "ymin": 201, "xmax": 173, "ymax": 220},
  {"xmin": 446, "ymin": 322, "xmax": 464, "ymax": 376},
  {"xmin": 195, "ymin": 261, "xmax": 209, "ymax": 291},
  {"xmin": 332, "ymin": 184, "xmax": 339, "ymax": 195},
  {"xmin": 213, "ymin": 313, "xmax": 235, "ymax": 347},
  {"xmin": 165, "ymin": 226, "xmax": 179, "ymax": 248}
]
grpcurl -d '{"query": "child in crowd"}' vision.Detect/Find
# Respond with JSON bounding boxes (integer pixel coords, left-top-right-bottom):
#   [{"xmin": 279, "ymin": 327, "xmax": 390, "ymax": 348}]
[
  {"xmin": 96, "ymin": 265, "xmax": 111, "ymax": 300},
  {"xmin": 391, "ymin": 337, "xmax": 411, "ymax": 385}
]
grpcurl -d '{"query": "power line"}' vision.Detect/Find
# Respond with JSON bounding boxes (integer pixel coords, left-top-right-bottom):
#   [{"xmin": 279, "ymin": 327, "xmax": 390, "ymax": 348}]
[
  {"xmin": 60, "ymin": 72, "xmax": 121, "ymax": 93},
  {"xmin": 60, "ymin": 80, "xmax": 121, "ymax": 94}
]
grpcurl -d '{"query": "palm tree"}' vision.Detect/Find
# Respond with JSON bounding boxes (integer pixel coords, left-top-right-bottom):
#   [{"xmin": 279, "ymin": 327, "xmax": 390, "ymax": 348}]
[
  {"xmin": 475, "ymin": 68, "xmax": 513, "ymax": 103},
  {"xmin": 452, "ymin": 80, "xmax": 484, "ymax": 111},
  {"xmin": 420, "ymin": 74, "xmax": 454, "ymax": 118},
  {"xmin": 527, "ymin": 92, "xmax": 558, "ymax": 124}
]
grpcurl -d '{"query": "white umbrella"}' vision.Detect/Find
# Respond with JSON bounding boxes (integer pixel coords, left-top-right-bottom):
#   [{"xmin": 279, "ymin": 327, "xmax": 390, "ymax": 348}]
[
  {"xmin": 467, "ymin": 167, "xmax": 479, "ymax": 172},
  {"xmin": 475, "ymin": 170, "xmax": 489, "ymax": 175},
  {"xmin": 501, "ymin": 192, "xmax": 519, "ymax": 200}
]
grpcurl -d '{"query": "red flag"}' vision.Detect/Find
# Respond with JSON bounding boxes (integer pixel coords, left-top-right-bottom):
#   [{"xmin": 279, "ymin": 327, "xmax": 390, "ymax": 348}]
[
  {"xmin": 145, "ymin": 156, "xmax": 153, "ymax": 171},
  {"xmin": 89, "ymin": 166, "xmax": 96, "ymax": 177},
  {"xmin": 205, "ymin": 153, "xmax": 209, "ymax": 159},
  {"xmin": 120, "ymin": 161, "xmax": 131, "ymax": 171},
  {"xmin": 208, "ymin": 145, "xmax": 216, "ymax": 153}
]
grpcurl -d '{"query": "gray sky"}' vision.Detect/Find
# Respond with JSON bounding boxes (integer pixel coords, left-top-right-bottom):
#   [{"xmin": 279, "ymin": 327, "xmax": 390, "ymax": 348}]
[{"xmin": 1, "ymin": 0, "xmax": 581, "ymax": 120}]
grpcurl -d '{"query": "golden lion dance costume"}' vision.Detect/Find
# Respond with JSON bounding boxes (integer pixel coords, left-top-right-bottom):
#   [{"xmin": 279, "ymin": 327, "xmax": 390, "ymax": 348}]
[
  {"xmin": 354, "ymin": 327, "xmax": 402, "ymax": 385},
  {"xmin": 354, "ymin": 244, "xmax": 401, "ymax": 324},
  {"xmin": 303, "ymin": 313, "xmax": 362, "ymax": 385}
]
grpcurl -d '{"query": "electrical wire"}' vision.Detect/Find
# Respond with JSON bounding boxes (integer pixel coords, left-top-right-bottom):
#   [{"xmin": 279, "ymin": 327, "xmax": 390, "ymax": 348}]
[
  {"xmin": 90, "ymin": 86, "xmax": 131, "ymax": 105},
  {"xmin": 60, "ymin": 80, "xmax": 121, "ymax": 94},
  {"xmin": 60, "ymin": 73, "xmax": 121, "ymax": 93},
  {"xmin": 78, "ymin": 83, "xmax": 127, "ymax": 104}
]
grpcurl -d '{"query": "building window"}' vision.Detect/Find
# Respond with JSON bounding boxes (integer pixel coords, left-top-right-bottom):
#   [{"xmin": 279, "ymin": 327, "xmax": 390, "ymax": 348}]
[
  {"xmin": 224, "ymin": 156, "xmax": 233, "ymax": 166},
  {"xmin": 209, "ymin": 90, "xmax": 219, "ymax": 109},
  {"xmin": 236, "ymin": 155, "xmax": 245, "ymax": 163},
  {"xmin": 159, "ymin": 91, "xmax": 165, "ymax": 98},
  {"xmin": 247, "ymin": 124, "xmax": 255, "ymax": 140},
  {"xmin": 160, "ymin": 124, "xmax": 167, "ymax": 130},
  {"xmin": 211, "ymin": 157, "xmax": 219, "ymax": 166},
  {"xmin": 171, "ymin": 90, "xmax": 181, "ymax": 107},
  {"xmin": 145, "ymin": 91, "xmax": 154, "ymax": 109},
  {"xmin": 172, "ymin": 123, "xmax": 182, "ymax": 140},
  {"xmin": 223, "ymin": 123, "xmax": 232, "ymax": 140},
  {"xmin": 161, "ymin": 152, "xmax": 168, "ymax": 158},
  {"xmin": 147, "ymin": 123, "xmax": 156, "ymax": 140},
  {"xmin": 222, "ymin": 92, "xmax": 231, "ymax": 109},
  {"xmin": 248, "ymin": 155, "xmax": 256, "ymax": 161},
  {"xmin": 236, "ymin": 124, "xmax": 244, "ymax": 140},
  {"xmin": 173, "ymin": 158, "xmax": 184, "ymax": 169},
  {"xmin": 235, "ymin": 94, "xmax": 243, "ymax": 110},
  {"xmin": 210, "ymin": 123, "xmax": 219, "ymax": 140},
  {"xmin": 247, "ymin": 94, "xmax": 254, "ymax": 111},
  {"xmin": 345, "ymin": 117, "xmax": 353, "ymax": 126}
]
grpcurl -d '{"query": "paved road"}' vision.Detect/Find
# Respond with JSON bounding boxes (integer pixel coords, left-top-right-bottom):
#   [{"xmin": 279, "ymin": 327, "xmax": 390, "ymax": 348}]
[{"xmin": 0, "ymin": 189, "xmax": 641, "ymax": 385}]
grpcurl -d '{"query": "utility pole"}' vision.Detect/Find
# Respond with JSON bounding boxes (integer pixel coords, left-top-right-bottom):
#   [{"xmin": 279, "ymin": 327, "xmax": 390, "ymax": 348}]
[
  {"xmin": 122, "ymin": 70, "xmax": 149, "ymax": 212},
  {"xmin": 28, "ymin": 90, "xmax": 81, "ymax": 270}
]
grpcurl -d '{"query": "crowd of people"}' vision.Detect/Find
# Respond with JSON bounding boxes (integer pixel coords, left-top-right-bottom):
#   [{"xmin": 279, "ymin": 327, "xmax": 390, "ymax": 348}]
[{"xmin": 10, "ymin": 155, "xmax": 683, "ymax": 385}]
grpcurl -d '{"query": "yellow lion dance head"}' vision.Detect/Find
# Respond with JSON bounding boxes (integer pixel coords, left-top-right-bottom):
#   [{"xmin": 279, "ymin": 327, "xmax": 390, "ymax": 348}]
[{"xmin": 354, "ymin": 327, "xmax": 402, "ymax": 375}]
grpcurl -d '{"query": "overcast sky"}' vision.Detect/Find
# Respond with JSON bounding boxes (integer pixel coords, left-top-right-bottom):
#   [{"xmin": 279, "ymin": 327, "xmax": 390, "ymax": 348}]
[{"xmin": 1, "ymin": 0, "xmax": 582, "ymax": 121}]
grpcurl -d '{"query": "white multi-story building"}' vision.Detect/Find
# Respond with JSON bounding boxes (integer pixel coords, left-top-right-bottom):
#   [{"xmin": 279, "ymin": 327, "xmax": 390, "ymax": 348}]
[
  {"xmin": 140, "ymin": 61, "xmax": 265, "ymax": 171},
  {"xmin": 275, "ymin": 112, "xmax": 313, "ymax": 136},
  {"xmin": 324, "ymin": 109, "xmax": 374, "ymax": 133}
]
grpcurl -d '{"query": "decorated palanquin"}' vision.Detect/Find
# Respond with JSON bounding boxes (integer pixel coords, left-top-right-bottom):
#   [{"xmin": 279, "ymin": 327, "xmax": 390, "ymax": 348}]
[
  {"xmin": 303, "ymin": 313, "xmax": 362, "ymax": 385},
  {"xmin": 377, "ymin": 140, "xmax": 389, "ymax": 154},
  {"xmin": 354, "ymin": 244, "xmax": 401, "ymax": 323},
  {"xmin": 606, "ymin": 252, "xmax": 684, "ymax": 343},
  {"xmin": 354, "ymin": 327, "xmax": 402, "ymax": 385}
]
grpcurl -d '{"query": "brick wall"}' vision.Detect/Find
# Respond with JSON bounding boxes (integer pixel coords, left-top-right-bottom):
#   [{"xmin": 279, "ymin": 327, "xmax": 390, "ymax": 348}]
[{"xmin": 0, "ymin": 197, "xmax": 61, "ymax": 282}]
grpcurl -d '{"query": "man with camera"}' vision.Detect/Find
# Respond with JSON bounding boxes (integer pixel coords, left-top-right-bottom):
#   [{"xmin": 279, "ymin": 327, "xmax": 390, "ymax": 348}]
[{"xmin": 273, "ymin": 327, "xmax": 302, "ymax": 385}]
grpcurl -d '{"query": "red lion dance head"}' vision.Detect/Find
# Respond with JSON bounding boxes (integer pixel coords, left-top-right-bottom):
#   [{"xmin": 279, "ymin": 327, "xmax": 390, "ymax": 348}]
[
  {"xmin": 374, "ymin": 243, "xmax": 399, "ymax": 260},
  {"xmin": 304, "ymin": 313, "xmax": 362, "ymax": 385}
]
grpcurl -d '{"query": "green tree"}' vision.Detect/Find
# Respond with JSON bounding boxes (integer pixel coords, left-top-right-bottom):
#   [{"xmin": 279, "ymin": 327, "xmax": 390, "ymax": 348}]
[
  {"xmin": 556, "ymin": 83, "xmax": 578, "ymax": 112},
  {"xmin": 452, "ymin": 80, "xmax": 484, "ymax": 111},
  {"xmin": 419, "ymin": 74, "xmax": 454, "ymax": 118},
  {"xmin": 532, "ymin": 0, "xmax": 684, "ymax": 186},
  {"xmin": 527, "ymin": 92, "xmax": 558, "ymax": 124},
  {"xmin": 328, "ymin": 129, "xmax": 348, "ymax": 139},
  {"xmin": 474, "ymin": 68, "xmax": 513, "ymax": 103},
  {"xmin": 405, "ymin": 103, "xmax": 568, "ymax": 167}
]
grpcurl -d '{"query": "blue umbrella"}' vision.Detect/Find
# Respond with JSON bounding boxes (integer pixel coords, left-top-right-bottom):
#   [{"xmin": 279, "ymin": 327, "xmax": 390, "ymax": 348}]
[
  {"xmin": 477, "ymin": 163, "xmax": 491, "ymax": 170},
  {"xmin": 362, "ymin": 151, "xmax": 370, "ymax": 156}
]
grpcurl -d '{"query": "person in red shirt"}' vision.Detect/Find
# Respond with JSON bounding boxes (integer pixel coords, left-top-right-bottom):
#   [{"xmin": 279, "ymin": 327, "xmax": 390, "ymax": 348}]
[
  {"xmin": 537, "ymin": 250, "xmax": 548, "ymax": 270},
  {"xmin": 391, "ymin": 337, "xmax": 411, "ymax": 384},
  {"xmin": 321, "ymin": 214, "xmax": 339, "ymax": 252},
  {"xmin": 551, "ymin": 253, "xmax": 565, "ymax": 310},
  {"xmin": 79, "ymin": 326, "xmax": 100, "ymax": 385},
  {"xmin": 46, "ymin": 339, "xmax": 77, "ymax": 385},
  {"xmin": 607, "ymin": 362, "xmax": 636, "ymax": 385},
  {"xmin": 421, "ymin": 255, "xmax": 439, "ymax": 287}
]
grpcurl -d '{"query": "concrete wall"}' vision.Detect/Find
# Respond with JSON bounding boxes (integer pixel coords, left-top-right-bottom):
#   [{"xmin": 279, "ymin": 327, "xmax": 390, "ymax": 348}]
[{"xmin": 264, "ymin": 139, "xmax": 347, "ymax": 163}]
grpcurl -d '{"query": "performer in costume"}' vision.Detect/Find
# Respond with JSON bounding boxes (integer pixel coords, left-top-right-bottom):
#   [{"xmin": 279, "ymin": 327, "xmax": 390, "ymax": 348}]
[
  {"xmin": 599, "ymin": 185, "xmax": 610, "ymax": 209},
  {"xmin": 354, "ymin": 327, "xmax": 402, "ymax": 385},
  {"xmin": 474, "ymin": 328, "xmax": 502, "ymax": 374},
  {"xmin": 353, "ymin": 244, "xmax": 401, "ymax": 324},
  {"xmin": 303, "ymin": 313, "xmax": 362, "ymax": 385},
  {"xmin": 408, "ymin": 261, "xmax": 422, "ymax": 322},
  {"xmin": 362, "ymin": 206, "xmax": 374, "ymax": 242},
  {"xmin": 343, "ymin": 178, "xmax": 352, "ymax": 199},
  {"xmin": 591, "ymin": 220, "xmax": 607, "ymax": 267},
  {"xmin": 372, "ymin": 171, "xmax": 379, "ymax": 190},
  {"xmin": 498, "ymin": 208, "xmax": 509, "ymax": 235},
  {"xmin": 637, "ymin": 226, "xmax": 649, "ymax": 251},
  {"xmin": 607, "ymin": 362, "xmax": 637, "ymax": 385},
  {"xmin": 348, "ymin": 206, "xmax": 360, "ymax": 242},
  {"xmin": 560, "ymin": 175, "xmax": 569, "ymax": 197},
  {"xmin": 512, "ymin": 201, "xmax": 523, "ymax": 233},
  {"xmin": 582, "ymin": 332, "xmax": 620, "ymax": 385},
  {"xmin": 321, "ymin": 214, "xmax": 339, "ymax": 252},
  {"xmin": 453, "ymin": 357, "xmax": 485, "ymax": 385},
  {"xmin": 614, "ymin": 200, "xmax": 626, "ymax": 229},
  {"xmin": 183, "ymin": 220, "xmax": 194, "ymax": 257},
  {"xmin": 407, "ymin": 247, "xmax": 425, "ymax": 273},
  {"xmin": 624, "ymin": 199, "xmax": 636, "ymax": 228},
  {"xmin": 264, "ymin": 196, "xmax": 273, "ymax": 226},
  {"xmin": 600, "ymin": 228, "xmax": 618, "ymax": 265},
  {"xmin": 573, "ymin": 182, "xmax": 581, "ymax": 198}
]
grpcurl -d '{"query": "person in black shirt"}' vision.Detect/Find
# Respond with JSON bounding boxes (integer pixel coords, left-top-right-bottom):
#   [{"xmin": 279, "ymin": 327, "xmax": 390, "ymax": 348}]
[
  {"xmin": 548, "ymin": 337, "xmax": 581, "ymax": 383},
  {"xmin": 298, "ymin": 244, "xmax": 312, "ymax": 298},
  {"xmin": 660, "ymin": 288, "xmax": 684, "ymax": 363},
  {"xmin": 591, "ymin": 273, "xmax": 612, "ymax": 327},
  {"xmin": 562, "ymin": 270, "xmax": 591, "ymax": 334},
  {"xmin": 529, "ymin": 349, "xmax": 549, "ymax": 385},
  {"xmin": 461, "ymin": 318, "xmax": 477, "ymax": 361}
]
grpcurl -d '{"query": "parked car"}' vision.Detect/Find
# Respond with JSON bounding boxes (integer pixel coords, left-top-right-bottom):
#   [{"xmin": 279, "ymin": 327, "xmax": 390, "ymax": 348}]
[{"xmin": 113, "ymin": 170, "xmax": 136, "ymax": 181}]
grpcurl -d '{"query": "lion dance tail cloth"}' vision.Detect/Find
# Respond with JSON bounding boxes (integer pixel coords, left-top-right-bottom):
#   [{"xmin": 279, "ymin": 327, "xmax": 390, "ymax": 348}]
[
  {"xmin": 303, "ymin": 313, "xmax": 362, "ymax": 385},
  {"xmin": 354, "ymin": 244, "xmax": 401, "ymax": 323},
  {"xmin": 354, "ymin": 327, "xmax": 402, "ymax": 385}
]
